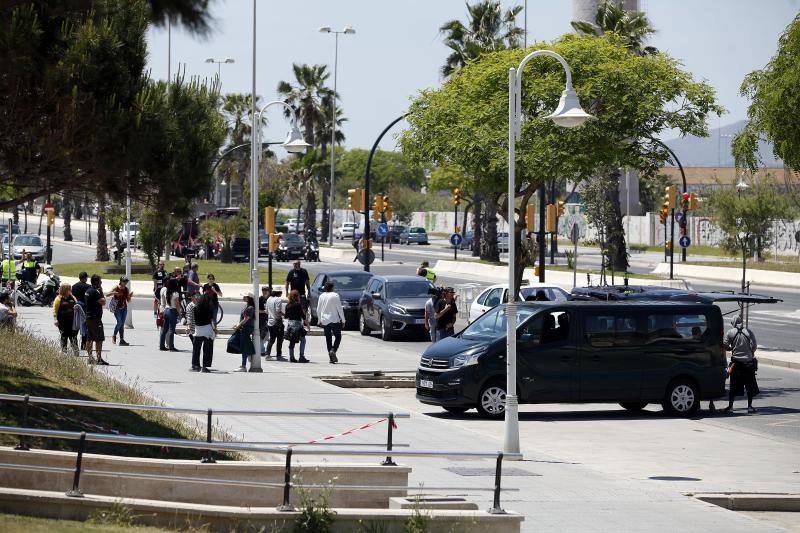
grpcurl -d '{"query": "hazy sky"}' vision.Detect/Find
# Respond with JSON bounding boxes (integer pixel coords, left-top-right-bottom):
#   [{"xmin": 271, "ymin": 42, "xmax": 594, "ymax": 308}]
[{"xmin": 146, "ymin": 0, "xmax": 798, "ymax": 153}]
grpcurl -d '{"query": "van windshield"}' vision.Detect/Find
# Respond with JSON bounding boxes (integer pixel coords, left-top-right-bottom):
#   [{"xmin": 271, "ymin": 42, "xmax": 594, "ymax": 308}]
[{"xmin": 461, "ymin": 306, "xmax": 537, "ymax": 341}]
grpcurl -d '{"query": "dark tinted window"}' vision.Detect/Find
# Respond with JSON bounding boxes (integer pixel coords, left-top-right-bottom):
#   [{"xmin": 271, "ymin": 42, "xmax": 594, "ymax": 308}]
[
  {"xmin": 520, "ymin": 311, "xmax": 571, "ymax": 346},
  {"xmin": 283, "ymin": 234, "xmax": 304, "ymax": 244},
  {"xmin": 462, "ymin": 306, "xmax": 537, "ymax": 341},
  {"xmin": 386, "ymin": 281, "xmax": 431, "ymax": 298},
  {"xmin": 584, "ymin": 313, "xmax": 641, "ymax": 347},
  {"xmin": 647, "ymin": 313, "xmax": 708, "ymax": 342},
  {"xmin": 328, "ymin": 273, "xmax": 372, "ymax": 290}
]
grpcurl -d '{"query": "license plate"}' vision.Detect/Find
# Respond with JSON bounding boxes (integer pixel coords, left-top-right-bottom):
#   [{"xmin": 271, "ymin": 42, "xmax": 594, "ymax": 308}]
[
  {"xmin": 414, "ymin": 319, "xmax": 426, "ymax": 325},
  {"xmin": 419, "ymin": 379, "xmax": 434, "ymax": 389}
]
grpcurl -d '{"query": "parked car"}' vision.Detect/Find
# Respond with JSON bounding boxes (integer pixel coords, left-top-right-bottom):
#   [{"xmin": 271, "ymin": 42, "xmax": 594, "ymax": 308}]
[
  {"xmin": 309, "ymin": 270, "xmax": 373, "ymax": 328},
  {"xmin": 335, "ymin": 222, "xmax": 358, "ymax": 240},
  {"xmin": 122, "ymin": 222, "xmax": 139, "ymax": 248},
  {"xmin": 387, "ymin": 224, "xmax": 406, "ymax": 243},
  {"xmin": 359, "ymin": 275, "xmax": 434, "ymax": 341},
  {"xmin": 0, "ymin": 224, "xmax": 21, "ymax": 237},
  {"xmin": 416, "ymin": 300, "xmax": 729, "ymax": 418},
  {"xmin": 286, "ymin": 218, "xmax": 305, "ymax": 233},
  {"xmin": 258, "ymin": 229, "xmax": 269, "ymax": 256},
  {"xmin": 275, "ymin": 233, "xmax": 306, "ymax": 261},
  {"xmin": 469, "ymin": 282, "xmax": 569, "ymax": 323},
  {"xmin": 399, "ymin": 227, "xmax": 429, "ymax": 245},
  {"xmin": 497, "ymin": 232, "xmax": 509, "ymax": 253},
  {"xmin": 11, "ymin": 234, "xmax": 46, "ymax": 261},
  {"xmin": 231, "ymin": 237, "xmax": 250, "ymax": 263},
  {"xmin": 454, "ymin": 230, "xmax": 474, "ymax": 250}
]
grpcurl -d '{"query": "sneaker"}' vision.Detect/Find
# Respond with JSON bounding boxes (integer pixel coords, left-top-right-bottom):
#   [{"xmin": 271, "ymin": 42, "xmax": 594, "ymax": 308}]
[
  {"xmin": 190, "ymin": 366, "xmax": 201, "ymax": 372},
  {"xmin": 329, "ymin": 353, "xmax": 338, "ymax": 364},
  {"xmin": 276, "ymin": 355, "xmax": 287, "ymax": 362},
  {"xmin": 298, "ymin": 356, "xmax": 310, "ymax": 363},
  {"xmin": 748, "ymin": 407, "xmax": 758, "ymax": 414},
  {"xmin": 235, "ymin": 366, "xmax": 247, "ymax": 372},
  {"xmin": 119, "ymin": 340, "xmax": 130, "ymax": 347},
  {"xmin": 289, "ymin": 356, "xmax": 298, "ymax": 363},
  {"xmin": 159, "ymin": 347, "xmax": 168, "ymax": 351},
  {"xmin": 96, "ymin": 359, "xmax": 110, "ymax": 366},
  {"xmin": 201, "ymin": 367, "xmax": 211, "ymax": 373}
]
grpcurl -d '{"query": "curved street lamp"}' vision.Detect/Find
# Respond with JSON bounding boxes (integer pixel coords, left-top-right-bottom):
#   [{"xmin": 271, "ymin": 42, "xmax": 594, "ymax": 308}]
[{"xmin": 505, "ymin": 50, "xmax": 593, "ymax": 456}]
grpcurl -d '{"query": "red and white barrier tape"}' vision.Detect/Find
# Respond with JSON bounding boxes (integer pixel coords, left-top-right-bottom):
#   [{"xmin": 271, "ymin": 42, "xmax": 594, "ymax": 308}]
[{"xmin": 287, "ymin": 416, "xmax": 398, "ymax": 448}]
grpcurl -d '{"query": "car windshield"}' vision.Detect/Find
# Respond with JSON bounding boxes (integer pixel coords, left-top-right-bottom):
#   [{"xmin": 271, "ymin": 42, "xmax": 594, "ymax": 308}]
[
  {"xmin": 461, "ymin": 305, "xmax": 537, "ymax": 341},
  {"xmin": 13, "ymin": 235, "xmax": 42, "ymax": 247},
  {"xmin": 329, "ymin": 273, "xmax": 372, "ymax": 291},
  {"xmin": 386, "ymin": 280, "xmax": 432, "ymax": 298},
  {"xmin": 344, "ymin": 223, "xmax": 356, "ymax": 228},
  {"xmin": 410, "ymin": 228, "xmax": 425, "ymax": 233},
  {"xmin": 283, "ymin": 234, "xmax": 304, "ymax": 244}
]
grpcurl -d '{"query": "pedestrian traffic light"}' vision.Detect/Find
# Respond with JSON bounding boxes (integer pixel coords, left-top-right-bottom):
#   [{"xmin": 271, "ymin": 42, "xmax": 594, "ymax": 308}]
[
  {"xmin": 452, "ymin": 188, "xmax": 462, "ymax": 206},
  {"xmin": 665, "ymin": 185, "xmax": 677, "ymax": 209},
  {"xmin": 347, "ymin": 188, "xmax": 365, "ymax": 212},
  {"xmin": 268, "ymin": 233, "xmax": 280, "ymax": 253},
  {"xmin": 526, "ymin": 203, "xmax": 535, "ymax": 232},
  {"xmin": 681, "ymin": 192, "xmax": 690, "ymax": 211},
  {"xmin": 47, "ymin": 210, "xmax": 55, "ymax": 226},
  {"xmin": 264, "ymin": 206, "xmax": 275, "ymax": 234},
  {"xmin": 659, "ymin": 203, "xmax": 669, "ymax": 224},
  {"xmin": 688, "ymin": 192, "xmax": 699, "ymax": 210},
  {"xmin": 382, "ymin": 195, "xmax": 393, "ymax": 221},
  {"xmin": 545, "ymin": 204, "xmax": 557, "ymax": 233},
  {"xmin": 557, "ymin": 200, "xmax": 566, "ymax": 217},
  {"xmin": 373, "ymin": 194, "xmax": 384, "ymax": 214}
]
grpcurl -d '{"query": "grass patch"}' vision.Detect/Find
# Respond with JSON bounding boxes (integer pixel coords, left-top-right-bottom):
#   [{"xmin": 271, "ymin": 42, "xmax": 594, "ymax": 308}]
[
  {"xmin": 685, "ymin": 260, "xmax": 800, "ymax": 273},
  {"xmin": 52, "ymin": 260, "xmax": 288, "ymax": 286},
  {"xmin": 0, "ymin": 513, "xmax": 166, "ymax": 532},
  {"xmin": 0, "ymin": 327, "xmax": 239, "ymax": 461}
]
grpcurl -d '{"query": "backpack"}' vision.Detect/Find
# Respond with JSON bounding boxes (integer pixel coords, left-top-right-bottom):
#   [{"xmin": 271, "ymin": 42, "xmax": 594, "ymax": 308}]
[{"xmin": 107, "ymin": 294, "xmax": 118, "ymax": 313}]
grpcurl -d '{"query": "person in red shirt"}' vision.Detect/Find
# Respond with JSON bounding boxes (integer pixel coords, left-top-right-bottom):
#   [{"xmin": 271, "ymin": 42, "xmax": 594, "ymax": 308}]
[{"xmin": 107, "ymin": 276, "xmax": 133, "ymax": 346}]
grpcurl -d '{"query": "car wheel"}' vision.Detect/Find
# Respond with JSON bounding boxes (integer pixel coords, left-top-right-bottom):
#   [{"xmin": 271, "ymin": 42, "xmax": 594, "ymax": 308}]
[
  {"xmin": 619, "ymin": 402, "xmax": 648, "ymax": 412},
  {"xmin": 477, "ymin": 380, "xmax": 506, "ymax": 419},
  {"xmin": 443, "ymin": 407, "xmax": 468, "ymax": 415},
  {"xmin": 380, "ymin": 315, "xmax": 393, "ymax": 341},
  {"xmin": 662, "ymin": 379, "xmax": 700, "ymax": 417},
  {"xmin": 359, "ymin": 312, "xmax": 371, "ymax": 336}
]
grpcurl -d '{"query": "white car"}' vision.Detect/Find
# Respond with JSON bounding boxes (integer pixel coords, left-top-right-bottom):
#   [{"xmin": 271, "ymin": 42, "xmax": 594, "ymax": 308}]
[
  {"xmin": 11, "ymin": 234, "xmax": 46, "ymax": 261},
  {"xmin": 122, "ymin": 221, "xmax": 138, "ymax": 247},
  {"xmin": 286, "ymin": 218, "xmax": 305, "ymax": 232},
  {"xmin": 335, "ymin": 222, "xmax": 358, "ymax": 239},
  {"xmin": 468, "ymin": 282, "xmax": 570, "ymax": 323}
]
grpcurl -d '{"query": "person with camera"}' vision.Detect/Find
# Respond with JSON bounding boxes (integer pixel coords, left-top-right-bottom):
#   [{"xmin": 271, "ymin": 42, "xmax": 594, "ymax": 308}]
[
  {"xmin": 433, "ymin": 287, "xmax": 458, "ymax": 341},
  {"xmin": 722, "ymin": 315, "xmax": 760, "ymax": 414}
]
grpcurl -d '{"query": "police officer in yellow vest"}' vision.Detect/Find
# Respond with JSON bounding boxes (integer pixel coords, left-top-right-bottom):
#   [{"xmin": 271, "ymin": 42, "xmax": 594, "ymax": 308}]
[
  {"xmin": 21, "ymin": 252, "xmax": 40, "ymax": 284},
  {"xmin": 417, "ymin": 261, "xmax": 437, "ymax": 284},
  {"xmin": 0, "ymin": 255, "xmax": 16, "ymax": 286}
]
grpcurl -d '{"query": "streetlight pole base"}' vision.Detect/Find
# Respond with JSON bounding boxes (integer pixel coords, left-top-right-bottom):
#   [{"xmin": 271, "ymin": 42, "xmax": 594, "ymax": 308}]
[{"xmin": 503, "ymin": 394, "xmax": 522, "ymax": 459}]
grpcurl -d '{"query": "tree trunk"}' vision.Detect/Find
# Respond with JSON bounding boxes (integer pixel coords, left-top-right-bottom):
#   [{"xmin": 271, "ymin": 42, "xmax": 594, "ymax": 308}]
[
  {"xmin": 321, "ymin": 180, "xmax": 330, "ymax": 240},
  {"xmin": 472, "ymin": 198, "xmax": 483, "ymax": 257},
  {"xmin": 12, "ymin": 206, "xmax": 18, "ymax": 225},
  {"xmin": 604, "ymin": 169, "xmax": 629, "ymax": 271},
  {"xmin": 96, "ymin": 200, "xmax": 109, "ymax": 262},
  {"xmin": 480, "ymin": 193, "xmax": 500, "ymax": 262},
  {"xmin": 304, "ymin": 188, "xmax": 316, "ymax": 236},
  {"xmin": 62, "ymin": 195, "xmax": 73, "ymax": 241}
]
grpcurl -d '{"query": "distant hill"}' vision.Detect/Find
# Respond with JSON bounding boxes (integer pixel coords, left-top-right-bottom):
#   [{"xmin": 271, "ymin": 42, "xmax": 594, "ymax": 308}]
[{"xmin": 663, "ymin": 120, "xmax": 783, "ymax": 168}]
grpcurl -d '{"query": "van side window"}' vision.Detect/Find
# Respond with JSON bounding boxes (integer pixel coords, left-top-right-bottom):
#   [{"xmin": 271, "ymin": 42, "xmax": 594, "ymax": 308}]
[
  {"xmin": 584, "ymin": 314, "xmax": 640, "ymax": 347},
  {"xmin": 647, "ymin": 313, "xmax": 708, "ymax": 342},
  {"xmin": 520, "ymin": 311, "xmax": 570, "ymax": 345}
]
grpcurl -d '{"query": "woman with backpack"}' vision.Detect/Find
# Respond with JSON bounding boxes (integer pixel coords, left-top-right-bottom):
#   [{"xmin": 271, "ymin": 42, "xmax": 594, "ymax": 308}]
[
  {"xmin": 53, "ymin": 283, "xmax": 79, "ymax": 355},
  {"xmin": 285, "ymin": 290, "xmax": 309, "ymax": 363}
]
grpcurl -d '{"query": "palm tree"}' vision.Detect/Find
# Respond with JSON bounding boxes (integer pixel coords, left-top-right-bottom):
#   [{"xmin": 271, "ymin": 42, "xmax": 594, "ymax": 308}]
[
  {"xmin": 277, "ymin": 64, "xmax": 336, "ymax": 233},
  {"xmin": 314, "ymin": 94, "xmax": 347, "ymax": 240},
  {"xmin": 217, "ymin": 93, "xmax": 263, "ymax": 207},
  {"xmin": 440, "ymin": 1, "xmax": 524, "ymax": 78},
  {"xmin": 571, "ymin": 0, "xmax": 657, "ymax": 56}
]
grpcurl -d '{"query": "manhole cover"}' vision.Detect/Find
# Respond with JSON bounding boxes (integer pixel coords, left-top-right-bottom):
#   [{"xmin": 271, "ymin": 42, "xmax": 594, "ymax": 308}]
[{"xmin": 445, "ymin": 467, "xmax": 541, "ymax": 477}]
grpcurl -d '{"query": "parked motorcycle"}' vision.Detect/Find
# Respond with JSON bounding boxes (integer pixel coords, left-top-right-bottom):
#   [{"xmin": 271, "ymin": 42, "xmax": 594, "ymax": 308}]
[{"xmin": 13, "ymin": 266, "xmax": 60, "ymax": 306}]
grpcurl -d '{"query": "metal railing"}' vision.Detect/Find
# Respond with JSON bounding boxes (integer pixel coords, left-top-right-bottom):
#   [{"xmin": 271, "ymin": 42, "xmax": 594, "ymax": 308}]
[
  {"xmin": 0, "ymin": 393, "xmax": 409, "ymax": 465},
  {"xmin": 0, "ymin": 425, "xmax": 518, "ymax": 514}
]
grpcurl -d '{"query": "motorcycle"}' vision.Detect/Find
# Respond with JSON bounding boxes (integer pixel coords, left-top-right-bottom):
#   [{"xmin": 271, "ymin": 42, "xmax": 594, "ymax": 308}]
[
  {"xmin": 304, "ymin": 236, "xmax": 320, "ymax": 262},
  {"xmin": 13, "ymin": 266, "xmax": 60, "ymax": 306}
]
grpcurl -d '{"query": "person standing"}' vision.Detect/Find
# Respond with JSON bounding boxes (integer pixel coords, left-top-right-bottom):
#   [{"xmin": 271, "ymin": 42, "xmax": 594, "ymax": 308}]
[
  {"xmin": 1, "ymin": 254, "xmax": 16, "ymax": 289},
  {"xmin": 84, "ymin": 274, "xmax": 108, "ymax": 365},
  {"xmin": 285, "ymin": 260, "xmax": 310, "ymax": 310},
  {"xmin": 317, "ymin": 281, "xmax": 345, "ymax": 364},
  {"xmin": 20, "ymin": 252, "xmax": 40, "ymax": 285},
  {"xmin": 159, "ymin": 284, "xmax": 180, "ymax": 351},
  {"xmin": 285, "ymin": 289, "xmax": 309, "ymax": 363},
  {"xmin": 185, "ymin": 292, "xmax": 199, "ymax": 345},
  {"xmin": 53, "ymin": 283, "xmax": 79, "ymax": 355},
  {"xmin": 108, "ymin": 276, "xmax": 132, "ymax": 346},
  {"xmin": 723, "ymin": 315, "xmax": 760, "ymax": 414},
  {"xmin": 71, "ymin": 272, "xmax": 90, "ymax": 352},
  {"xmin": 152, "ymin": 261, "xmax": 168, "ymax": 316},
  {"xmin": 203, "ymin": 277, "xmax": 221, "ymax": 325},
  {"xmin": 233, "ymin": 294, "xmax": 256, "ymax": 371},
  {"xmin": 0, "ymin": 292, "xmax": 17, "ymax": 328},
  {"xmin": 185, "ymin": 263, "xmax": 202, "ymax": 298},
  {"xmin": 265, "ymin": 289, "xmax": 285, "ymax": 361},
  {"xmin": 434, "ymin": 287, "xmax": 458, "ymax": 341},
  {"xmin": 191, "ymin": 292, "xmax": 215, "ymax": 372},
  {"xmin": 424, "ymin": 287, "xmax": 439, "ymax": 343},
  {"xmin": 258, "ymin": 286, "xmax": 270, "ymax": 355}
]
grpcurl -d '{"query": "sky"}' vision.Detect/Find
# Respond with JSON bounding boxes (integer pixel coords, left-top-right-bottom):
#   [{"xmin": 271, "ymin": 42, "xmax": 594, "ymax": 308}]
[{"xmin": 145, "ymin": 0, "xmax": 799, "ymax": 154}]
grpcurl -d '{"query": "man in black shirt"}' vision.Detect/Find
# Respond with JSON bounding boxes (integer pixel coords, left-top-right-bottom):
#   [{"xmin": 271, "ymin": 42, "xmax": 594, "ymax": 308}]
[
  {"xmin": 165, "ymin": 267, "xmax": 187, "ymax": 306},
  {"xmin": 84, "ymin": 274, "xmax": 109, "ymax": 365},
  {"xmin": 72, "ymin": 271, "xmax": 91, "ymax": 352},
  {"xmin": 152, "ymin": 261, "xmax": 168, "ymax": 315},
  {"xmin": 285, "ymin": 260, "xmax": 310, "ymax": 309},
  {"xmin": 434, "ymin": 287, "xmax": 458, "ymax": 341}
]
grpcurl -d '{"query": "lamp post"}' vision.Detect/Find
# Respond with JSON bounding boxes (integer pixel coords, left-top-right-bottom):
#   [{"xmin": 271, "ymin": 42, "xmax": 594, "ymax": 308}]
[
  {"xmin": 205, "ymin": 57, "xmax": 235, "ymax": 85},
  {"xmin": 249, "ymin": 101, "xmax": 310, "ymax": 372},
  {"xmin": 506, "ymin": 50, "xmax": 592, "ymax": 456},
  {"xmin": 124, "ymin": 193, "xmax": 133, "ymax": 328},
  {"xmin": 735, "ymin": 179, "xmax": 750, "ymax": 294},
  {"xmin": 319, "ymin": 26, "xmax": 355, "ymax": 245}
]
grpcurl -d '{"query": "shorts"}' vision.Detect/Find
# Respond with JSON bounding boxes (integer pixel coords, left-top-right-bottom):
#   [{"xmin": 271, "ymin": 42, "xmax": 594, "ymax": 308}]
[{"xmin": 86, "ymin": 317, "xmax": 105, "ymax": 343}]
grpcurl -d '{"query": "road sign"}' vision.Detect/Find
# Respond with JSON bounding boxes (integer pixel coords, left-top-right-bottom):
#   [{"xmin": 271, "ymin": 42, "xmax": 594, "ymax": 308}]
[
  {"xmin": 357, "ymin": 248, "xmax": 375, "ymax": 266},
  {"xmin": 679, "ymin": 236, "xmax": 691, "ymax": 248},
  {"xmin": 569, "ymin": 224, "xmax": 580, "ymax": 245},
  {"xmin": 674, "ymin": 211, "xmax": 684, "ymax": 224},
  {"xmin": 449, "ymin": 233, "xmax": 463, "ymax": 247},
  {"xmin": 377, "ymin": 223, "xmax": 389, "ymax": 237}
]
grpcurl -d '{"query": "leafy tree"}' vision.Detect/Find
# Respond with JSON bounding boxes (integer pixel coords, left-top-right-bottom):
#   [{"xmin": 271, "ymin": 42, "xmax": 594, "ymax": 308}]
[
  {"xmin": 401, "ymin": 35, "xmax": 721, "ymax": 289},
  {"xmin": 106, "ymin": 205, "xmax": 127, "ymax": 265},
  {"xmin": 61, "ymin": 193, "xmax": 74, "ymax": 242},
  {"xmin": 145, "ymin": 0, "xmax": 213, "ymax": 35},
  {"xmin": 336, "ymin": 149, "xmax": 425, "ymax": 201},
  {"xmin": 313, "ymin": 95, "xmax": 347, "ymax": 240},
  {"xmin": 440, "ymin": 1, "xmax": 523, "ymax": 77},
  {"xmin": 638, "ymin": 173, "xmax": 673, "ymax": 213},
  {"xmin": 571, "ymin": 0, "xmax": 657, "ymax": 56},
  {"xmin": 198, "ymin": 216, "xmax": 247, "ymax": 264}
]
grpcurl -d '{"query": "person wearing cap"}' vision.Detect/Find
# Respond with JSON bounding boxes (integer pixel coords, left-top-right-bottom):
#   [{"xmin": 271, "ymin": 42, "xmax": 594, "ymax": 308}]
[
  {"xmin": 107, "ymin": 276, "xmax": 133, "ymax": 346},
  {"xmin": 434, "ymin": 287, "xmax": 458, "ymax": 341}
]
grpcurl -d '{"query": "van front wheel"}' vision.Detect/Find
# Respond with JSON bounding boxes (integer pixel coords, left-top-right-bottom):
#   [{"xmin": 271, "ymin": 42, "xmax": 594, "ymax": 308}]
[
  {"xmin": 477, "ymin": 380, "xmax": 506, "ymax": 419},
  {"xmin": 662, "ymin": 379, "xmax": 700, "ymax": 417},
  {"xmin": 619, "ymin": 402, "xmax": 648, "ymax": 412}
]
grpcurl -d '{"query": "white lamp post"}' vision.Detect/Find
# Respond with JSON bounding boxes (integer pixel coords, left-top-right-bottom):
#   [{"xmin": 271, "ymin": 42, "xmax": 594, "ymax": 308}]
[
  {"xmin": 205, "ymin": 57, "xmax": 235, "ymax": 86},
  {"xmin": 505, "ymin": 50, "xmax": 593, "ymax": 455},
  {"xmin": 248, "ymin": 101, "xmax": 310, "ymax": 372},
  {"xmin": 319, "ymin": 25, "xmax": 355, "ymax": 245}
]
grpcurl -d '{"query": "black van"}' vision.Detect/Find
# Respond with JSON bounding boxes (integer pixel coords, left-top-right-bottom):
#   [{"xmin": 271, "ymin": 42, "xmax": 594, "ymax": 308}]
[{"xmin": 416, "ymin": 301, "xmax": 727, "ymax": 418}]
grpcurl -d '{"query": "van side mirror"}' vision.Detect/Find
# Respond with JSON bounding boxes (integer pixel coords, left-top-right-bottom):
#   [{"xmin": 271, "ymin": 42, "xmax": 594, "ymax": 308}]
[{"xmin": 372, "ymin": 292, "xmax": 381, "ymax": 300}]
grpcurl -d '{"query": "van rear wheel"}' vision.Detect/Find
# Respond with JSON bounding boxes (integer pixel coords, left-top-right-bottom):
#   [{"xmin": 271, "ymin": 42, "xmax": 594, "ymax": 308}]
[
  {"xmin": 443, "ymin": 407, "xmax": 468, "ymax": 415},
  {"xmin": 662, "ymin": 379, "xmax": 700, "ymax": 417},
  {"xmin": 359, "ymin": 313, "xmax": 371, "ymax": 336},
  {"xmin": 619, "ymin": 402, "xmax": 648, "ymax": 412},
  {"xmin": 477, "ymin": 380, "xmax": 506, "ymax": 419}
]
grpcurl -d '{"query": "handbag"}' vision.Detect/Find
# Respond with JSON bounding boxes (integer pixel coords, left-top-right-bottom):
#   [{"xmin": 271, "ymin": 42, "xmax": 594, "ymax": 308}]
[
  {"xmin": 156, "ymin": 311, "xmax": 164, "ymax": 328},
  {"xmin": 107, "ymin": 295, "xmax": 118, "ymax": 313},
  {"xmin": 226, "ymin": 329, "xmax": 242, "ymax": 354}
]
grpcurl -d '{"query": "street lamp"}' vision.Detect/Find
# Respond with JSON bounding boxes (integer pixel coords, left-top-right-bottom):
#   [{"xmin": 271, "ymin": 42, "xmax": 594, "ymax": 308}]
[
  {"xmin": 736, "ymin": 178, "xmax": 749, "ymax": 197},
  {"xmin": 319, "ymin": 25, "xmax": 356, "ymax": 245},
  {"xmin": 505, "ymin": 50, "xmax": 592, "ymax": 456},
  {"xmin": 205, "ymin": 57, "xmax": 235, "ymax": 85},
  {"xmin": 248, "ymin": 101, "xmax": 310, "ymax": 372}
]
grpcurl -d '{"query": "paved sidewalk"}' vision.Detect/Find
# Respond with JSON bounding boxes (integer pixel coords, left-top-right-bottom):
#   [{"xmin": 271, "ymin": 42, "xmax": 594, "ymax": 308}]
[{"xmin": 13, "ymin": 305, "xmax": 796, "ymax": 532}]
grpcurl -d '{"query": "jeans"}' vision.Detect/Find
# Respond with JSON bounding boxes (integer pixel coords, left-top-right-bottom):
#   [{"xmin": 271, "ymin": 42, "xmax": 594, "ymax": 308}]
[
  {"xmin": 266, "ymin": 323, "xmax": 283, "ymax": 357},
  {"xmin": 59, "ymin": 328, "xmax": 79, "ymax": 355},
  {"xmin": 436, "ymin": 328, "xmax": 453, "ymax": 342},
  {"xmin": 192, "ymin": 336, "xmax": 214, "ymax": 368},
  {"xmin": 159, "ymin": 308, "xmax": 177, "ymax": 349},
  {"xmin": 113, "ymin": 308, "xmax": 127, "ymax": 340},
  {"xmin": 289, "ymin": 336, "xmax": 306, "ymax": 358},
  {"xmin": 323, "ymin": 322, "xmax": 342, "ymax": 353}
]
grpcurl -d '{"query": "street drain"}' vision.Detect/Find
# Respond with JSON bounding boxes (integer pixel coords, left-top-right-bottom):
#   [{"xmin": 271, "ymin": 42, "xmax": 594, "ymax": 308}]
[{"xmin": 445, "ymin": 467, "xmax": 541, "ymax": 477}]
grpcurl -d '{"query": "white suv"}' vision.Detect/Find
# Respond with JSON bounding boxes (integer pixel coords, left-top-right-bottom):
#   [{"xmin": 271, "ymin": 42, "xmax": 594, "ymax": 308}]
[
  {"xmin": 469, "ymin": 282, "xmax": 569, "ymax": 323},
  {"xmin": 286, "ymin": 218, "xmax": 305, "ymax": 232},
  {"xmin": 335, "ymin": 222, "xmax": 358, "ymax": 239}
]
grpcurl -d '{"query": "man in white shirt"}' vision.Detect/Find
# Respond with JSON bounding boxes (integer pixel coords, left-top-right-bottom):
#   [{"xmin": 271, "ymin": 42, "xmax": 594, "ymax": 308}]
[
  {"xmin": 265, "ymin": 289, "xmax": 286, "ymax": 360},
  {"xmin": 316, "ymin": 281, "xmax": 345, "ymax": 363}
]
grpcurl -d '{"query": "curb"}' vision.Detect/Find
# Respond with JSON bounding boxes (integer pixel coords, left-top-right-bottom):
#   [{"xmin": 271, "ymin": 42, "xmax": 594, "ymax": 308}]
[
  {"xmin": 653, "ymin": 262, "xmax": 800, "ymax": 289},
  {"xmin": 757, "ymin": 357, "xmax": 800, "ymax": 371},
  {"xmin": 694, "ymin": 493, "xmax": 800, "ymax": 512}
]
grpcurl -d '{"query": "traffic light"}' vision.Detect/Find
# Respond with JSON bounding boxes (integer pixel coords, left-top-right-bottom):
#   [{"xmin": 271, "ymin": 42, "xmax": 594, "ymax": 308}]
[
  {"xmin": 264, "ymin": 206, "xmax": 275, "ymax": 234},
  {"xmin": 545, "ymin": 204, "xmax": 557, "ymax": 233},
  {"xmin": 452, "ymin": 188, "xmax": 462, "ymax": 206},
  {"xmin": 47, "ymin": 210, "xmax": 55, "ymax": 226},
  {"xmin": 659, "ymin": 202, "xmax": 669, "ymax": 224},
  {"xmin": 268, "ymin": 233, "xmax": 280, "ymax": 253},
  {"xmin": 347, "ymin": 188, "xmax": 365, "ymax": 212},
  {"xmin": 362, "ymin": 239, "xmax": 373, "ymax": 250},
  {"xmin": 382, "ymin": 195, "xmax": 393, "ymax": 221},
  {"xmin": 681, "ymin": 192, "xmax": 690, "ymax": 211},
  {"xmin": 557, "ymin": 200, "xmax": 566, "ymax": 217},
  {"xmin": 688, "ymin": 192, "xmax": 699, "ymax": 210},
  {"xmin": 526, "ymin": 203, "xmax": 535, "ymax": 232},
  {"xmin": 372, "ymin": 194, "xmax": 384, "ymax": 221},
  {"xmin": 665, "ymin": 185, "xmax": 677, "ymax": 209}
]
